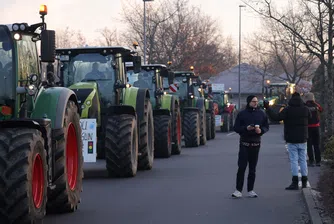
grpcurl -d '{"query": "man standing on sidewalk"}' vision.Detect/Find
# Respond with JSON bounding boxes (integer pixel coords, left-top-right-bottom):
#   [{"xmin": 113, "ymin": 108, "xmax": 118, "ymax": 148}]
[
  {"xmin": 231, "ymin": 95, "xmax": 269, "ymax": 198},
  {"xmin": 264, "ymin": 92, "xmax": 311, "ymax": 190},
  {"xmin": 304, "ymin": 92, "xmax": 323, "ymax": 167}
]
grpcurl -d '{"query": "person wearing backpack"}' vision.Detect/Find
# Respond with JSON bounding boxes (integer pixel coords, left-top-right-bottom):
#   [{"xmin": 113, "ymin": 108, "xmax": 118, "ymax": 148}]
[{"xmin": 304, "ymin": 92, "xmax": 323, "ymax": 167}]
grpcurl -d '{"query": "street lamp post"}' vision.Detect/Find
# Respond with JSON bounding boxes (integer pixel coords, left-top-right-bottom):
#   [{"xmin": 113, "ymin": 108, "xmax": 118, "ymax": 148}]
[
  {"xmin": 143, "ymin": 0, "xmax": 154, "ymax": 65},
  {"xmin": 238, "ymin": 5, "xmax": 246, "ymax": 110}
]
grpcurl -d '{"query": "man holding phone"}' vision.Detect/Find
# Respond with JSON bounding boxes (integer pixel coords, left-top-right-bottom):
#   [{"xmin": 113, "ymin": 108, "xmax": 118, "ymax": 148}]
[{"xmin": 231, "ymin": 95, "xmax": 269, "ymax": 198}]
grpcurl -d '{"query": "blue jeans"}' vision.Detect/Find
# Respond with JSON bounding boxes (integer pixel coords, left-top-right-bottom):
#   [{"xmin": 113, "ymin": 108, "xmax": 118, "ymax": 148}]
[{"xmin": 287, "ymin": 143, "xmax": 308, "ymax": 176}]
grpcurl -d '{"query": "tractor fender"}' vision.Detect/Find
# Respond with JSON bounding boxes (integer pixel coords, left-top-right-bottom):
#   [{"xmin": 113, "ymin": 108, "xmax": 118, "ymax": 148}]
[
  {"xmin": 153, "ymin": 109, "xmax": 170, "ymax": 117},
  {"xmin": 135, "ymin": 88, "xmax": 150, "ymax": 121},
  {"xmin": 183, "ymin": 107, "xmax": 199, "ymax": 113},
  {"xmin": 31, "ymin": 87, "xmax": 79, "ymax": 129},
  {"xmin": 107, "ymin": 105, "xmax": 137, "ymax": 118}
]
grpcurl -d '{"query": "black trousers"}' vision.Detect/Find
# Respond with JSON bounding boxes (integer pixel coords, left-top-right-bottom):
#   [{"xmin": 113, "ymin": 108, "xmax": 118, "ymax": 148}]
[
  {"xmin": 307, "ymin": 127, "xmax": 321, "ymax": 163},
  {"xmin": 236, "ymin": 144, "xmax": 260, "ymax": 192}
]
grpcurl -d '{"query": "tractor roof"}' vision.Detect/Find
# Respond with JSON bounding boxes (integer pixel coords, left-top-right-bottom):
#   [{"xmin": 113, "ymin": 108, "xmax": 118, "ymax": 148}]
[
  {"xmin": 142, "ymin": 64, "xmax": 167, "ymax": 69},
  {"xmin": 174, "ymin": 71, "xmax": 197, "ymax": 78},
  {"xmin": 56, "ymin": 46, "xmax": 135, "ymax": 55}
]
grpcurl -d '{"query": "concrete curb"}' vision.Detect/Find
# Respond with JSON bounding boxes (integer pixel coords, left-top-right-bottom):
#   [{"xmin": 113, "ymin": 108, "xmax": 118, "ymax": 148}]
[{"xmin": 302, "ymin": 187, "xmax": 323, "ymax": 224}]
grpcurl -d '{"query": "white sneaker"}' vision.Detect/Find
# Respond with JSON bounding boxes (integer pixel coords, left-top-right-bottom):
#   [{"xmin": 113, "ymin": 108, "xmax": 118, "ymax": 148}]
[
  {"xmin": 248, "ymin": 191, "xmax": 258, "ymax": 198},
  {"xmin": 232, "ymin": 190, "xmax": 242, "ymax": 198}
]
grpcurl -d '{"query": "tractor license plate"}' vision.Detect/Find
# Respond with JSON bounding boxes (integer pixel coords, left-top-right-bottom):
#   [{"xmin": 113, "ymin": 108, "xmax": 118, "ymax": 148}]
[{"xmin": 80, "ymin": 119, "xmax": 97, "ymax": 163}]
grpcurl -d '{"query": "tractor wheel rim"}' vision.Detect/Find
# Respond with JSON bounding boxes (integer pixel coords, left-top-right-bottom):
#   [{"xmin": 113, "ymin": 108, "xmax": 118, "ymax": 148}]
[
  {"xmin": 32, "ymin": 154, "xmax": 44, "ymax": 209},
  {"xmin": 66, "ymin": 123, "xmax": 78, "ymax": 191},
  {"xmin": 177, "ymin": 114, "xmax": 181, "ymax": 144}
]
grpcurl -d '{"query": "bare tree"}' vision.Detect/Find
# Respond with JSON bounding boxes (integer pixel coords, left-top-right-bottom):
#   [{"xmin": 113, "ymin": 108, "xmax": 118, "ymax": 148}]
[
  {"xmin": 244, "ymin": 0, "xmax": 333, "ymax": 136},
  {"xmin": 96, "ymin": 27, "xmax": 121, "ymax": 46},
  {"xmin": 120, "ymin": 0, "xmax": 237, "ymax": 78},
  {"xmin": 56, "ymin": 27, "xmax": 87, "ymax": 48}
]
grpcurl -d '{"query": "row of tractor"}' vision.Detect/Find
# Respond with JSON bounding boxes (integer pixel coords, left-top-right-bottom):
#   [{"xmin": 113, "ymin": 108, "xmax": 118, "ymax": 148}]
[{"xmin": 0, "ymin": 5, "xmax": 237, "ymax": 224}]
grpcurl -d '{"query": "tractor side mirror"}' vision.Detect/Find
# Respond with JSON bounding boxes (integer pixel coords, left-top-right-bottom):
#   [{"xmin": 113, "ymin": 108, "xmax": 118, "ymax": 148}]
[
  {"xmin": 133, "ymin": 56, "xmax": 141, "ymax": 73},
  {"xmin": 40, "ymin": 30, "xmax": 55, "ymax": 63}
]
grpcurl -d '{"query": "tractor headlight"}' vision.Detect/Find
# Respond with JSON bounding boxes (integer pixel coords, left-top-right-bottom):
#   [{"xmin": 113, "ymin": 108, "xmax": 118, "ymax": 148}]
[
  {"xmin": 86, "ymin": 100, "xmax": 91, "ymax": 106},
  {"xmin": 190, "ymin": 95, "xmax": 194, "ymax": 99},
  {"xmin": 81, "ymin": 104, "xmax": 86, "ymax": 109},
  {"xmin": 27, "ymin": 85, "xmax": 36, "ymax": 96},
  {"xmin": 13, "ymin": 33, "xmax": 22, "ymax": 40},
  {"xmin": 269, "ymin": 100, "xmax": 274, "ymax": 106}
]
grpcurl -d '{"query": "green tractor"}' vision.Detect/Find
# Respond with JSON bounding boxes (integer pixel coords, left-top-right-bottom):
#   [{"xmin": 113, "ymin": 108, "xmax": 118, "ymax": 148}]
[
  {"xmin": 0, "ymin": 5, "xmax": 83, "ymax": 223},
  {"xmin": 56, "ymin": 46, "xmax": 154, "ymax": 177},
  {"xmin": 165, "ymin": 70, "xmax": 207, "ymax": 147},
  {"xmin": 210, "ymin": 84, "xmax": 237, "ymax": 132},
  {"xmin": 126, "ymin": 64, "xmax": 182, "ymax": 158},
  {"xmin": 259, "ymin": 82, "xmax": 296, "ymax": 124},
  {"xmin": 191, "ymin": 77, "xmax": 216, "ymax": 140}
]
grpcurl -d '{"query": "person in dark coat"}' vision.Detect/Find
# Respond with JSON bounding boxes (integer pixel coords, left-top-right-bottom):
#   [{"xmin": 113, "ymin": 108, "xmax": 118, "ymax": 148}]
[
  {"xmin": 264, "ymin": 92, "xmax": 311, "ymax": 190},
  {"xmin": 304, "ymin": 92, "xmax": 323, "ymax": 167},
  {"xmin": 231, "ymin": 95, "xmax": 269, "ymax": 198}
]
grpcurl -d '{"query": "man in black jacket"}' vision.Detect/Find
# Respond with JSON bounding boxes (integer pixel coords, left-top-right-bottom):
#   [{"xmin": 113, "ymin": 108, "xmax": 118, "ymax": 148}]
[
  {"xmin": 232, "ymin": 95, "xmax": 269, "ymax": 198},
  {"xmin": 264, "ymin": 92, "xmax": 311, "ymax": 190}
]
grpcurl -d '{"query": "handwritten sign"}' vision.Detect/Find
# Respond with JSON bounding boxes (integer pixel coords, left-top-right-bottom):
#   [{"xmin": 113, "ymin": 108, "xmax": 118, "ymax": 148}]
[
  {"xmin": 215, "ymin": 115, "xmax": 222, "ymax": 127},
  {"xmin": 80, "ymin": 119, "xmax": 97, "ymax": 163}
]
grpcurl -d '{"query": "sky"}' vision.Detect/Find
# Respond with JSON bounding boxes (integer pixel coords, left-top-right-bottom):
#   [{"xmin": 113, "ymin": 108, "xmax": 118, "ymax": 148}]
[{"xmin": 0, "ymin": 0, "xmax": 290, "ymax": 45}]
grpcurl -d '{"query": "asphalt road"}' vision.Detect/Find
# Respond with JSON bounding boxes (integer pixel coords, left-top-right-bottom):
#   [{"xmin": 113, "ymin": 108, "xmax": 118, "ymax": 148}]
[{"xmin": 45, "ymin": 125, "xmax": 309, "ymax": 224}]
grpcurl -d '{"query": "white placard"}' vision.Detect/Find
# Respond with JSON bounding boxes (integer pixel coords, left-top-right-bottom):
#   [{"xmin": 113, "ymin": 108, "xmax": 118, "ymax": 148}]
[
  {"xmin": 80, "ymin": 119, "xmax": 97, "ymax": 163},
  {"xmin": 215, "ymin": 115, "xmax": 222, "ymax": 127},
  {"xmin": 212, "ymin": 83, "xmax": 225, "ymax": 91}
]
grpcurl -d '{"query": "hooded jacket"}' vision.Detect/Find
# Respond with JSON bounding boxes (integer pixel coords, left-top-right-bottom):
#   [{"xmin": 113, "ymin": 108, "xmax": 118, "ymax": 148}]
[
  {"xmin": 266, "ymin": 93, "xmax": 311, "ymax": 143},
  {"xmin": 304, "ymin": 92, "xmax": 323, "ymax": 127},
  {"xmin": 233, "ymin": 99, "xmax": 269, "ymax": 143}
]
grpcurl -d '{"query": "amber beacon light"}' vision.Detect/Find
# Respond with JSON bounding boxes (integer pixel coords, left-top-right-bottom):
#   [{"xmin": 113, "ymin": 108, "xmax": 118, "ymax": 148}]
[{"xmin": 39, "ymin": 5, "xmax": 48, "ymax": 15}]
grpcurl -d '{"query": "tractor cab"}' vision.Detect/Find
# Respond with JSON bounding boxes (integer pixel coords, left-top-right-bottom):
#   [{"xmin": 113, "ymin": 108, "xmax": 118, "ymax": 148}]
[
  {"xmin": 171, "ymin": 70, "xmax": 201, "ymax": 104},
  {"xmin": 0, "ymin": 9, "xmax": 55, "ymax": 120},
  {"xmin": 262, "ymin": 82, "xmax": 296, "ymax": 107},
  {"xmin": 56, "ymin": 47, "xmax": 141, "ymax": 125},
  {"xmin": 126, "ymin": 64, "xmax": 169, "ymax": 104}
]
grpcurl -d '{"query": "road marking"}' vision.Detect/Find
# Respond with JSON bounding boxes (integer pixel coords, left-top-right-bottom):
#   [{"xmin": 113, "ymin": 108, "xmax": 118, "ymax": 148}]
[{"xmin": 227, "ymin": 132, "xmax": 235, "ymax": 136}]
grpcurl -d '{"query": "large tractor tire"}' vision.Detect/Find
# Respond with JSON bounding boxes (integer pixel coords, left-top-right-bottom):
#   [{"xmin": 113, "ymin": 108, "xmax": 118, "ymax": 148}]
[
  {"xmin": 154, "ymin": 115, "xmax": 172, "ymax": 158},
  {"xmin": 138, "ymin": 99, "xmax": 154, "ymax": 170},
  {"xmin": 171, "ymin": 106, "xmax": 182, "ymax": 155},
  {"xmin": 206, "ymin": 112, "xmax": 212, "ymax": 140},
  {"xmin": 47, "ymin": 101, "xmax": 83, "ymax": 214},
  {"xmin": 221, "ymin": 113, "xmax": 230, "ymax": 132},
  {"xmin": 105, "ymin": 114, "xmax": 138, "ymax": 177},
  {"xmin": 210, "ymin": 110, "xmax": 216, "ymax": 139},
  {"xmin": 0, "ymin": 128, "xmax": 47, "ymax": 224},
  {"xmin": 183, "ymin": 111, "xmax": 200, "ymax": 147},
  {"xmin": 199, "ymin": 106, "xmax": 207, "ymax": 145}
]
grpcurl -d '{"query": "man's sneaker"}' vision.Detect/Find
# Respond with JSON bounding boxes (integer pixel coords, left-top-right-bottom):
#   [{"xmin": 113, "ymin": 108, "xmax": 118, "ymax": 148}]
[
  {"xmin": 248, "ymin": 191, "xmax": 258, "ymax": 198},
  {"xmin": 232, "ymin": 190, "xmax": 242, "ymax": 198}
]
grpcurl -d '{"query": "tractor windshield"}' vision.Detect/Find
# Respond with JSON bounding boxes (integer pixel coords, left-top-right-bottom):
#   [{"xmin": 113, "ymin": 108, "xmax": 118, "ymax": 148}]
[
  {"xmin": 61, "ymin": 53, "xmax": 116, "ymax": 105},
  {"xmin": 173, "ymin": 76, "xmax": 188, "ymax": 98},
  {"xmin": 127, "ymin": 70, "xmax": 154, "ymax": 96},
  {"xmin": 0, "ymin": 26, "xmax": 14, "ymax": 103},
  {"xmin": 162, "ymin": 77, "xmax": 169, "ymax": 89}
]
